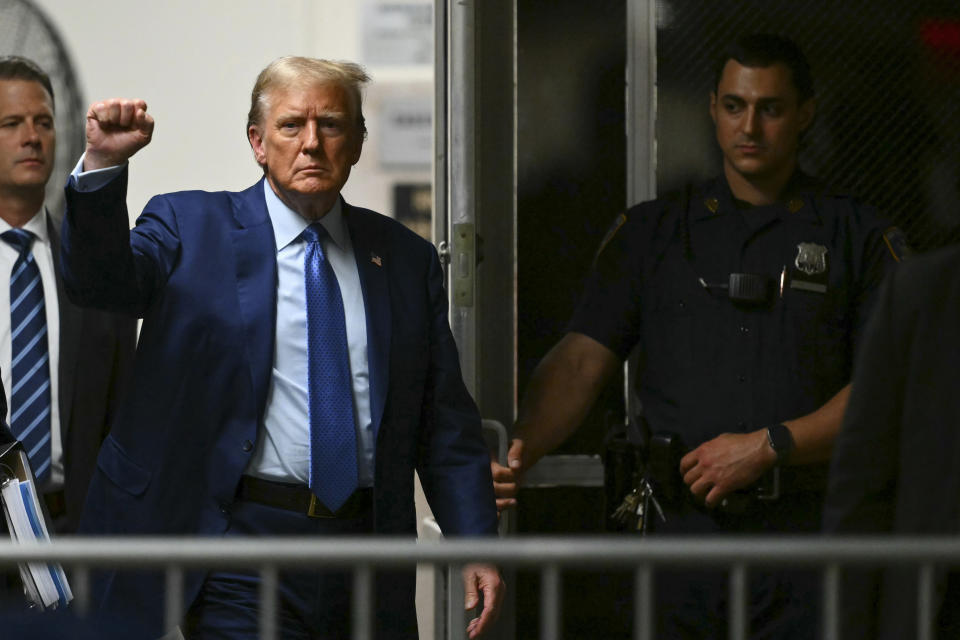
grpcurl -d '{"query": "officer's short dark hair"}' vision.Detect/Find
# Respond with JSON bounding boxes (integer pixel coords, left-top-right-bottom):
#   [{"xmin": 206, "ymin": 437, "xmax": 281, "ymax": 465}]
[
  {"xmin": 0, "ymin": 56, "xmax": 55, "ymax": 110},
  {"xmin": 714, "ymin": 34, "xmax": 814, "ymax": 104}
]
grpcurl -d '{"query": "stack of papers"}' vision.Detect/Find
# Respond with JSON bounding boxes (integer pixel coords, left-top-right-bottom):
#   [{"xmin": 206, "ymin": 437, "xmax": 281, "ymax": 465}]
[{"xmin": 0, "ymin": 451, "xmax": 72, "ymax": 609}]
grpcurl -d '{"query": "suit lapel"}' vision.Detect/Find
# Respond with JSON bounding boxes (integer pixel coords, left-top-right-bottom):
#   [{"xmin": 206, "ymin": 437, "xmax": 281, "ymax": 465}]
[
  {"xmin": 229, "ymin": 180, "xmax": 278, "ymax": 410},
  {"xmin": 48, "ymin": 214, "xmax": 81, "ymax": 442},
  {"xmin": 344, "ymin": 202, "xmax": 390, "ymax": 439}
]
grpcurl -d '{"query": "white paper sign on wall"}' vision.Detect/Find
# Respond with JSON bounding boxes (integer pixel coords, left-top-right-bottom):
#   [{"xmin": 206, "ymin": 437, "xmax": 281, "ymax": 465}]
[
  {"xmin": 362, "ymin": 1, "xmax": 433, "ymax": 66},
  {"xmin": 379, "ymin": 98, "xmax": 432, "ymax": 168}
]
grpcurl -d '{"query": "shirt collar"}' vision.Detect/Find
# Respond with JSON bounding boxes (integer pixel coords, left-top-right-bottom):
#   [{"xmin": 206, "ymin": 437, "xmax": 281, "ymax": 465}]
[
  {"xmin": 0, "ymin": 207, "xmax": 49, "ymax": 244},
  {"xmin": 262, "ymin": 181, "xmax": 348, "ymax": 252},
  {"xmin": 692, "ymin": 172, "xmax": 823, "ymax": 226}
]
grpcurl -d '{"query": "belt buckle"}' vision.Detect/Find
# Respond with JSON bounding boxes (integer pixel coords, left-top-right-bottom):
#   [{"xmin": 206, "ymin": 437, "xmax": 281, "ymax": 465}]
[{"xmin": 307, "ymin": 493, "xmax": 334, "ymax": 519}]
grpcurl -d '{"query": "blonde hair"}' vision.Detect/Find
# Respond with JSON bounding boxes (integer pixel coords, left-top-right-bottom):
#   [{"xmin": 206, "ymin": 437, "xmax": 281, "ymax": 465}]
[{"xmin": 247, "ymin": 56, "xmax": 370, "ymax": 136}]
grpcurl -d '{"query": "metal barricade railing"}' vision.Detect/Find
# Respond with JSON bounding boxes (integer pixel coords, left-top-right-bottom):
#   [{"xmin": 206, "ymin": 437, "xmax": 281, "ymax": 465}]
[{"xmin": 0, "ymin": 535, "xmax": 957, "ymax": 640}]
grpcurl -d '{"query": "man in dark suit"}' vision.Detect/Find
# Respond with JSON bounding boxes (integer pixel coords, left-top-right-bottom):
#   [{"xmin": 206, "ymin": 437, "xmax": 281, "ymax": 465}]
[
  {"xmin": 61, "ymin": 56, "xmax": 502, "ymax": 638},
  {"xmin": 0, "ymin": 56, "xmax": 134, "ymax": 538},
  {"xmin": 823, "ymin": 245, "xmax": 960, "ymax": 639}
]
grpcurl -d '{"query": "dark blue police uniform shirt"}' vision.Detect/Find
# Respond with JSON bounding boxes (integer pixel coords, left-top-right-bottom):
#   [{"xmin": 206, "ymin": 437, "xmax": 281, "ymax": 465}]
[{"xmin": 570, "ymin": 173, "xmax": 899, "ymax": 469}]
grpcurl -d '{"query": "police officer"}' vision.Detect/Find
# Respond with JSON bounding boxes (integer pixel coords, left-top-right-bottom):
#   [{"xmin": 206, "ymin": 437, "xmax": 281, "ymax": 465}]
[{"xmin": 493, "ymin": 34, "xmax": 903, "ymax": 638}]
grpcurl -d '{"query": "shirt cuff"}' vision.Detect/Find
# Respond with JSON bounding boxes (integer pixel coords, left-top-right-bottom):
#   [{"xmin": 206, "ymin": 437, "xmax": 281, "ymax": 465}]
[{"xmin": 70, "ymin": 153, "xmax": 126, "ymax": 192}]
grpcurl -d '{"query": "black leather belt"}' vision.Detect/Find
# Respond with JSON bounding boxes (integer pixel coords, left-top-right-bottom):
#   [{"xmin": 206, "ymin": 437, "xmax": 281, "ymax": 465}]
[
  {"xmin": 43, "ymin": 489, "xmax": 66, "ymax": 520},
  {"xmin": 237, "ymin": 476, "xmax": 372, "ymax": 519}
]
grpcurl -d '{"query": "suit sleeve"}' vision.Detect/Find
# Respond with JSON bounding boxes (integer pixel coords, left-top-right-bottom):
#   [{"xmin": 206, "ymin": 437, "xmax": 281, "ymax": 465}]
[
  {"xmin": 823, "ymin": 267, "xmax": 908, "ymax": 639},
  {"xmin": 415, "ymin": 246, "xmax": 499, "ymax": 537},
  {"xmin": 102, "ymin": 313, "xmax": 138, "ymax": 441},
  {"xmin": 61, "ymin": 168, "xmax": 180, "ymax": 316}
]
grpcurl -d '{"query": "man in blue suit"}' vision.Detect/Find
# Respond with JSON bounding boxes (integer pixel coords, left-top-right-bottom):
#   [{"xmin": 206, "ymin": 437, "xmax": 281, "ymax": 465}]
[{"xmin": 60, "ymin": 57, "xmax": 503, "ymax": 639}]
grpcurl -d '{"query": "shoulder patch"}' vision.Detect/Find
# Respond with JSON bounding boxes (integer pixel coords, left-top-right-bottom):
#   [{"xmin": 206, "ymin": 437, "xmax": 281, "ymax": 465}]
[
  {"xmin": 595, "ymin": 212, "xmax": 628, "ymax": 263},
  {"xmin": 882, "ymin": 226, "xmax": 911, "ymax": 262}
]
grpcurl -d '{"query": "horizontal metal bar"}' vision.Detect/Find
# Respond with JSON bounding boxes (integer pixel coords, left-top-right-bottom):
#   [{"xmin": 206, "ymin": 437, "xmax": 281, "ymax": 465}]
[
  {"xmin": 2, "ymin": 536, "xmax": 960, "ymax": 569},
  {"xmin": 521, "ymin": 454, "xmax": 604, "ymax": 487}
]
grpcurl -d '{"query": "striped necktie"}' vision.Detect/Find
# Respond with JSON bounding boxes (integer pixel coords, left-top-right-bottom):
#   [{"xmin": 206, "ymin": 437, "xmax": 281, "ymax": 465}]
[
  {"xmin": 302, "ymin": 223, "xmax": 357, "ymax": 512},
  {"xmin": 1, "ymin": 228, "xmax": 51, "ymax": 482}
]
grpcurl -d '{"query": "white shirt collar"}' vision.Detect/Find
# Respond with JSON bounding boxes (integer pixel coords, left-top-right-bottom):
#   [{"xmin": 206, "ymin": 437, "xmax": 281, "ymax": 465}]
[
  {"xmin": 262, "ymin": 180, "xmax": 348, "ymax": 252},
  {"xmin": 0, "ymin": 207, "xmax": 49, "ymax": 244}
]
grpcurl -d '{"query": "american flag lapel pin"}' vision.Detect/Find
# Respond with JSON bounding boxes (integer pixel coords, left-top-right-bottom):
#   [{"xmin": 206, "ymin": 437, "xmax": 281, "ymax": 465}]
[{"xmin": 370, "ymin": 252, "xmax": 382, "ymax": 267}]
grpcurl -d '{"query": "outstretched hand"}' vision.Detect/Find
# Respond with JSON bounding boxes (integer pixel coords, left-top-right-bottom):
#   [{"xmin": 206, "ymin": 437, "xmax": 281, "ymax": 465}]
[
  {"xmin": 84, "ymin": 98, "xmax": 154, "ymax": 171},
  {"xmin": 491, "ymin": 438, "xmax": 524, "ymax": 512},
  {"xmin": 463, "ymin": 563, "xmax": 505, "ymax": 639}
]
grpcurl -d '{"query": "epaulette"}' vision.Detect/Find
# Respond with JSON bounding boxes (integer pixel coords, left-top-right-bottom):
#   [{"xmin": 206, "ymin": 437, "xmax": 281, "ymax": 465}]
[
  {"xmin": 882, "ymin": 226, "xmax": 911, "ymax": 262},
  {"xmin": 593, "ymin": 211, "xmax": 629, "ymax": 264}
]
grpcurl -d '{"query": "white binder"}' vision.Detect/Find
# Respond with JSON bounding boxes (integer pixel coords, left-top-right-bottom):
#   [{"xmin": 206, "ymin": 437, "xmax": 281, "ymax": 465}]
[{"xmin": 0, "ymin": 435, "xmax": 72, "ymax": 609}]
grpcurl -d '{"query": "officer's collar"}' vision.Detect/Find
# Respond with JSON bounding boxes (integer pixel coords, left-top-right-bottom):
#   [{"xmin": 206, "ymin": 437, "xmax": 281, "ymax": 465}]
[{"xmin": 692, "ymin": 171, "xmax": 824, "ymax": 227}]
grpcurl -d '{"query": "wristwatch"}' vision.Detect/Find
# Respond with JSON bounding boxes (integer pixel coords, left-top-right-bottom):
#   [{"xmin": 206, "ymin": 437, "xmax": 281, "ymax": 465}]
[{"xmin": 766, "ymin": 423, "xmax": 795, "ymax": 463}]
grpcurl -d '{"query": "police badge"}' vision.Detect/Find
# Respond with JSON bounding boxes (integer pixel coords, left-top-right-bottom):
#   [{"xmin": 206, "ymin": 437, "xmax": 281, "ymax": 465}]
[{"xmin": 795, "ymin": 243, "xmax": 828, "ymax": 275}]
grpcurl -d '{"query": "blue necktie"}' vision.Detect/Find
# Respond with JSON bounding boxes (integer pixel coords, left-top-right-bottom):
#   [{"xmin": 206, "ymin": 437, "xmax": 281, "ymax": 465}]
[
  {"xmin": 302, "ymin": 223, "xmax": 357, "ymax": 511},
  {"xmin": 2, "ymin": 229, "xmax": 51, "ymax": 483}
]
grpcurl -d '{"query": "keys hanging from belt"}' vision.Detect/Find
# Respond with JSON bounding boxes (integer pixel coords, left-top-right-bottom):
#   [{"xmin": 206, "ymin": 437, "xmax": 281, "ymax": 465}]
[
  {"xmin": 612, "ymin": 479, "xmax": 665, "ymax": 534},
  {"xmin": 611, "ymin": 487, "xmax": 640, "ymax": 526}
]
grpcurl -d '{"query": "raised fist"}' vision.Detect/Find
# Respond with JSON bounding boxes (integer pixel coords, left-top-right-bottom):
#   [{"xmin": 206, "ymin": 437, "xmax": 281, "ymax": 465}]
[{"xmin": 84, "ymin": 98, "xmax": 155, "ymax": 171}]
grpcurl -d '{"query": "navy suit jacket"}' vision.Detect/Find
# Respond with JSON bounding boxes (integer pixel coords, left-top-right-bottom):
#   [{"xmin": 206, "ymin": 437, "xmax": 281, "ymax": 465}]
[
  {"xmin": 61, "ymin": 170, "xmax": 497, "ymax": 633},
  {"xmin": 823, "ymin": 245, "xmax": 960, "ymax": 639},
  {"xmin": 48, "ymin": 217, "xmax": 137, "ymax": 534}
]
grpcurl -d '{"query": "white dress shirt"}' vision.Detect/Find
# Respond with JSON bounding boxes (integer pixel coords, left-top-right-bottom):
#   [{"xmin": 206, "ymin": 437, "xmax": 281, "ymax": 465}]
[
  {"xmin": 0, "ymin": 208, "xmax": 63, "ymax": 489},
  {"xmin": 247, "ymin": 181, "xmax": 374, "ymax": 487}
]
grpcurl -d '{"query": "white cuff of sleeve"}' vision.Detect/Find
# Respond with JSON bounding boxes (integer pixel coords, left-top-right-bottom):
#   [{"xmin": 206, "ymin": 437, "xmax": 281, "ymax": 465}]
[{"xmin": 71, "ymin": 153, "xmax": 126, "ymax": 192}]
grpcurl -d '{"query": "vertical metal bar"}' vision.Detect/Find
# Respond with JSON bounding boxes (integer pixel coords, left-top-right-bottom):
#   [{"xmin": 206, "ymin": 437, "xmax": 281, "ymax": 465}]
[
  {"xmin": 259, "ymin": 565, "xmax": 279, "ymax": 640},
  {"xmin": 448, "ymin": 564, "xmax": 467, "ymax": 640},
  {"xmin": 433, "ymin": 559, "xmax": 449, "ymax": 639},
  {"xmin": 623, "ymin": 0, "xmax": 659, "ymax": 425},
  {"xmin": 822, "ymin": 564, "xmax": 840, "ymax": 640},
  {"xmin": 918, "ymin": 563, "xmax": 934, "ymax": 640},
  {"xmin": 71, "ymin": 565, "xmax": 90, "ymax": 617},
  {"xmin": 634, "ymin": 564, "xmax": 653, "ymax": 640},
  {"xmin": 433, "ymin": 0, "xmax": 449, "ymax": 250},
  {"xmin": 164, "ymin": 565, "xmax": 184, "ymax": 633},
  {"xmin": 626, "ymin": 0, "xmax": 658, "ymax": 204},
  {"xmin": 540, "ymin": 564, "xmax": 561, "ymax": 640},
  {"xmin": 447, "ymin": 0, "xmax": 478, "ymax": 393},
  {"xmin": 431, "ymin": 9, "xmax": 451, "ymax": 634},
  {"xmin": 728, "ymin": 564, "xmax": 747, "ymax": 640},
  {"xmin": 353, "ymin": 565, "xmax": 373, "ymax": 640}
]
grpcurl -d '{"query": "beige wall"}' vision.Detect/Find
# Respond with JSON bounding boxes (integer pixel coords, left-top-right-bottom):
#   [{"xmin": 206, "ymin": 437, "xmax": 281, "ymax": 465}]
[{"xmin": 33, "ymin": 0, "xmax": 432, "ymax": 226}]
